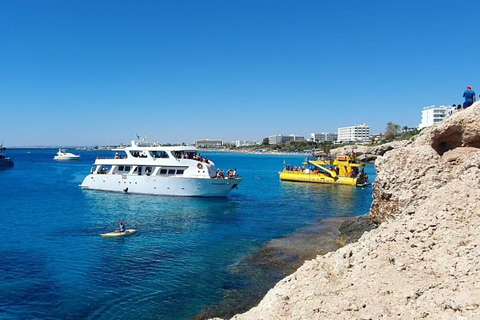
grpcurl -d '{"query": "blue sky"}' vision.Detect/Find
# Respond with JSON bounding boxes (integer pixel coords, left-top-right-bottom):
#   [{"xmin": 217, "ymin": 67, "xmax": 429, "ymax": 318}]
[{"xmin": 1, "ymin": 1, "xmax": 479, "ymax": 146}]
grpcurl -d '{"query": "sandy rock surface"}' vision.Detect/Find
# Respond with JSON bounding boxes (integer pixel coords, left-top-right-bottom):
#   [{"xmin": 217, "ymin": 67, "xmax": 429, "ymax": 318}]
[
  {"xmin": 228, "ymin": 103, "xmax": 480, "ymax": 320},
  {"xmin": 330, "ymin": 141, "xmax": 404, "ymax": 162}
]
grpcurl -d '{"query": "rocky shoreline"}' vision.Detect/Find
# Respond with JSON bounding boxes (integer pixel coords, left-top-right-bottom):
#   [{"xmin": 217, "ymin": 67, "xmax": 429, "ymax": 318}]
[
  {"xmin": 202, "ymin": 140, "xmax": 404, "ymax": 162},
  {"xmin": 222, "ymin": 103, "xmax": 480, "ymax": 319},
  {"xmin": 328, "ymin": 141, "xmax": 404, "ymax": 163},
  {"xmin": 195, "ymin": 215, "xmax": 377, "ymax": 320}
]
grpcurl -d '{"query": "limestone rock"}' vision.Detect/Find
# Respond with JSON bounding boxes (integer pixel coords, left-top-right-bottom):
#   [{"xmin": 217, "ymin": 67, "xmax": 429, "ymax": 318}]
[
  {"xmin": 330, "ymin": 141, "xmax": 404, "ymax": 161},
  {"xmin": 228, "ymin": 102, "xmax": 480, "ymax": 320},
  {"xmin": 371, "ymin": 103, "xmax": 480, "ymax": 223}
]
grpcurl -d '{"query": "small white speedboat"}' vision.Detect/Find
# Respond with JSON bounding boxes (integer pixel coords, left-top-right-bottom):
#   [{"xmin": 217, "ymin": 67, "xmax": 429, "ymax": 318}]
[
  {"xmin": 54, "ymin": 148, "xmax": 80, "ymax": 161},
  {"xmin": 101, "ymin": 229, "xmax": 137, "ymax": 238}
]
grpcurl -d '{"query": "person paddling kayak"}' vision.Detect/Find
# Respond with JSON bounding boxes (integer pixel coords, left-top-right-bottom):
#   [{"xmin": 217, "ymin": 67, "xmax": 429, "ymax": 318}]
[{"xmin": 116, "ymin": 221, "xmax": 125, "ymax": 233}]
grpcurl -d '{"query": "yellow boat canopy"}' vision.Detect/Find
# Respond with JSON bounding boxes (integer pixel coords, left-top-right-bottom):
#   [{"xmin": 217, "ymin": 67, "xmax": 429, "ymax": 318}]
[{"xmin": 306, "ymin": 160, "xmax": 338, "ymax": 178}]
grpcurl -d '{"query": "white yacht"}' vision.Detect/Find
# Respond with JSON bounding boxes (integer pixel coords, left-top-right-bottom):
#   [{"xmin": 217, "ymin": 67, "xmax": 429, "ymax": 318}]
[
  {"xmin": 79, "ymin": 138, "xmax": 242, "ymax": 197},
  {"xmin": 54, "ymin": 148, "xmax": 81, "ymax": 161}
]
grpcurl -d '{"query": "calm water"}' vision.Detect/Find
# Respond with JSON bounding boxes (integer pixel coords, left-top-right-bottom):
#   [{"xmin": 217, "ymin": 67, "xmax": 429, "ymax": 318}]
[{"xmin": 0, "ymin": 149, "xmax": 375, "ymax": 319}]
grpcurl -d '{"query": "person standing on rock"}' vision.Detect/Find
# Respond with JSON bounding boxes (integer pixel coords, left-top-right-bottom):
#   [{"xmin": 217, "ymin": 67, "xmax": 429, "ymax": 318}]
[{"xmin": 462, "ymin": 86, "xmax": 476, "ymax": 109}]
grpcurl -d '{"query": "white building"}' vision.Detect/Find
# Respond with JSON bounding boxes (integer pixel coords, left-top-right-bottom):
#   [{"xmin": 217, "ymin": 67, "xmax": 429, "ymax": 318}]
[
  {"xmin": 194, "ymin": 139, "xmax": 223, "ymax": 148},
  {"xmin": 337, "ymin": 124, "xmax": 370, "ymax": 143},
  {"xmin": 310, "ymin": 132, "xmax": 338, "ymax": 143},
  {"xmin": 235, "ymin": 140, "xmax": 261, "ymax": 147},
  {"xmin": 418, "ymin": 105, "xmax": 455, "ymax": 129},
  {"xmin": 268, "ymin": 134, "xmax": 305, "ymax": 145}
]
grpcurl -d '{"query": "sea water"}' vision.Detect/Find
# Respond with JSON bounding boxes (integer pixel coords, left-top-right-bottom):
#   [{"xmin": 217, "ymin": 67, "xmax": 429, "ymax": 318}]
[{"xmin": 0, "ymin": 149, "xmax": 375, "ymax": 319}]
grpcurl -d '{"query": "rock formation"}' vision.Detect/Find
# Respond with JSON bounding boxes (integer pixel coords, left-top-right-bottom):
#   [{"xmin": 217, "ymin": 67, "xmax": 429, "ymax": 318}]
[
  {"xmin": 329, "ymin": 141, "xmax": 404, "ymax": 163},
  {"xmin": 228, "ymin": 103, "xmax": 480, "ymax": 319}
]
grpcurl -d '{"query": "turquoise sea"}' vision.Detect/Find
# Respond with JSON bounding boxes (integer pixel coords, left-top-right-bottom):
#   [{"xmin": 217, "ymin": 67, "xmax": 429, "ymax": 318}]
[{"xmin": 0, "ymin": 149, "xmax": 375, "ymax": 319}]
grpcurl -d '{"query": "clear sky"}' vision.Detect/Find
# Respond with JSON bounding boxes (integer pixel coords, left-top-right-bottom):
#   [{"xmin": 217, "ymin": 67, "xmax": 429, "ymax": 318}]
[{"xmin": 1, "ymin": 1, "xmax": 479, "ymax": 146}]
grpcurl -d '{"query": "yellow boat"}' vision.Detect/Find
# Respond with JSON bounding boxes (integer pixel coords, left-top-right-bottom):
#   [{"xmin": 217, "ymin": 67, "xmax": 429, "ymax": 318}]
[{"xmin": 279, "ymin": 154, "xmax": 370, "ymax": 187}]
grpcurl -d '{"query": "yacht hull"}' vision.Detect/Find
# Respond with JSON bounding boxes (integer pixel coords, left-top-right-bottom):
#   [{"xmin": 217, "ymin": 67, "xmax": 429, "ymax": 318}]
[
  {"xmin": 80, "ymin": 174, "xmax": 242, "ymax": 197},
  {"xmin": 54, "ymin": 157, "xmax": 80, "ymax": 161},
  {"xmin": 0, "ymin": 159, "xmax": 14, "ymax": 168}
]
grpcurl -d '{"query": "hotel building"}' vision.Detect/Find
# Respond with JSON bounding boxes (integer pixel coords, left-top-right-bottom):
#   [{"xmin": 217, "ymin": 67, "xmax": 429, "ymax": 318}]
[
  {"xmin": 418, "ymin": 105, "xmax": 455, "ymax": 129},
  {"xmin": 268, "ymin": 134, "xmax": 305, "ymax": 145},
  {"xmin": 337, "ymin": 124, "xmax": 370, "ymax": 143},
  {"xmin": 310, "ymin": 132, "xmax": 338, "ymax": 143},
  {"xmin": 194, "ymin": 139, "xmax": 223, "ymax": 148}
]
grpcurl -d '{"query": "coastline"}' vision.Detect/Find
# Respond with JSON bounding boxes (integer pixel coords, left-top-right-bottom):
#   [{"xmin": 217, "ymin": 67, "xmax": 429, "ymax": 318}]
[
  {"xmin": 228, "ymin": 103, "xmax": 480, "ymax": 320},
  {"xmin": 202, "ymin": 149, "xmax": 313, "ymax": 156},
  {"xmin": 195, "ymin": 215, "xmax": 376, "ymax": 320}
]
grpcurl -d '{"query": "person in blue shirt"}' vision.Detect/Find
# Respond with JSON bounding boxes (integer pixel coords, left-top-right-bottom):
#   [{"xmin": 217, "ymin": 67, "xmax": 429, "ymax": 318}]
[
  {"xmin": 463, "ymin": 86, "xmax": 476, "ymax": 109},
  {"xmin": 116, "ymin": 221, "xmax": 126, "ymax": 233}
]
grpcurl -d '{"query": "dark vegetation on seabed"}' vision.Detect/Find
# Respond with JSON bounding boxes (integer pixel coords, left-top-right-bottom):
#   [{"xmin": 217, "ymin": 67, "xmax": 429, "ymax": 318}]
[{"xmin": 191, "ymin": 216, "xmax": 377, "ymax": 320}]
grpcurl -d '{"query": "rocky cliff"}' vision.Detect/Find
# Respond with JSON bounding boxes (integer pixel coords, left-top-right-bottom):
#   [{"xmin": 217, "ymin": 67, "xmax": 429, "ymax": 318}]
[
  {"xmin": 329, "ymin": 141, "xmax": 404, "ymax": 162},
  {"xmin": 229, "ymin": 103, "xmax": 480, "ymax": 319}
]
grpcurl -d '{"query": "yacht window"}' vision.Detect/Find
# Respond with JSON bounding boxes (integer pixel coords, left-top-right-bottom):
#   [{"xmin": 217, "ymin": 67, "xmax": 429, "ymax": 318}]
[
  {"xmin": 151, "ymin": 151, "xmax": 169, "ymax": 158},
  {"xmin": 177, "ymin": 170, "xmax": 184, "ymax": 175},
  {"xmin": 125, "ymin": 166, "xmax": 131, "ymax": 172},
  {"xmin": 130, "ymin": 151, "xmax": 147, "ymax": 158},
  {"xmin": 145, "ymin": 167, "xmax": 153, "ymax": 175},
  {"xmin": 99, "ymin": 166, "xmax": 111, "ymax": 174},
  {"xmin": 118, "ymin": 166, "xmax": 124, "ymax": 171},
  {"xmin": 160, "ymin": 169, "xmax": 167, "ymax": 175},
  {"xmin": 130, "ymin": 151, "xmax": 140, "ymax": 158},
  {"xmin": 168, "ymin": 169, "xmax": 175, "ymax": 175},
  {"xmin": 186, "ymin": 152, "xmax": 197, "ymax": 159}
]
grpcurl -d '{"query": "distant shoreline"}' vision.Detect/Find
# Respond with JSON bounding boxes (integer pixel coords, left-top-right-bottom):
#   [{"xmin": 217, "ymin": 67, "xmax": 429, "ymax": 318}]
[
  {"xmin": 200, "ymin": 149, "xmax": 312, "ymax": 156},
  {"xmin": 6, "ymin": 147, "xmax": 313, "ymax": 157}
]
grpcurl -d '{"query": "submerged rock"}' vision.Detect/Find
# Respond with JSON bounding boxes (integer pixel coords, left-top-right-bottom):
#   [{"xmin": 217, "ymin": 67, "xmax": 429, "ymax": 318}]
[
  {"xmin": 228, "ymin": 103, "xmax": 480, "ymax": 319},
  {"xmin": 197, "ymin": 217, "xmax": 355, "ymax": 320},
  {"xmin": 337, "ymin": 215, "xmax": 377, "ymax": 246}
]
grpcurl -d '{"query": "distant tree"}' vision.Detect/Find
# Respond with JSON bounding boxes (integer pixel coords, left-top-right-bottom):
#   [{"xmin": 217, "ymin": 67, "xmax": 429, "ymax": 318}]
[
  {"xmin": 272, "ymin": 142, "xmax": 284, "ymax": 150},
  {"xmin": 322, "ymin": 141, "xmax": 333, "ymax": 154},
  {"xmin": 384, "ymin": 122, "xmax": 402, "ymax": 141}
]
